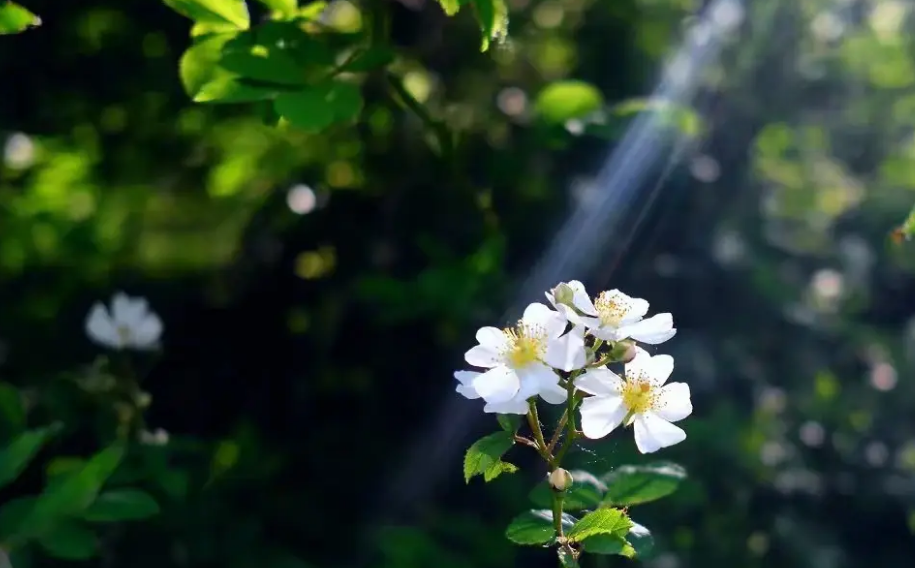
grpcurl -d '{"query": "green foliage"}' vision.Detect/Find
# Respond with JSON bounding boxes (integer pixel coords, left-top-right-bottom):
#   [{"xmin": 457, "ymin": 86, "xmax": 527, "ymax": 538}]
[
  {"xmin": 0, "ymin": 1, "xmax": 39, "ymax": 34},
  {"xmin": 163, "ymin": 0, "xmax": 251, "ymax": 29},
  {"xmin": 566, "ymin": 508, "xmax": 632, "ymax": 544},
  {"xmin": 496, "ymin": 414, "xmax": 520, "ymax": 434},
  {"xmin": 504, "ymin": 509, "xmax": 575, "ymax": 545},
  {"xmin": 36, "ymin": 521, "xmax": 97, "ymax": 560},
  {"xmin": 0, "ymin": 383, "xmax": 25, "ymax": 441},
  {"xmin": 434, "ymin": 0, "xmax": 507, "ymax": 51},
  {"xmin": 463, "ymin": 431, "xmax": 516, "ymax": 483},
  {"xmin": 528, "ymin": 470, "xmax": 605, "ymax": 511},
  {"xmin": 81, "ymin": 489, "xmax": 161, "ymax": 522},
  {"xmin": 0, "ymin": 426, "xmax": 60, "ymax": 490},
  {"xmin": 535, "ymin": 81, "xmax": 604, "ymax": 124},
  {"xmin": 601, "ymin": 462, "xmax": 687, "ymax": 506},
  {"xmin": 274, "ymin": 82, "xmax": 363, "ymax": 131}
]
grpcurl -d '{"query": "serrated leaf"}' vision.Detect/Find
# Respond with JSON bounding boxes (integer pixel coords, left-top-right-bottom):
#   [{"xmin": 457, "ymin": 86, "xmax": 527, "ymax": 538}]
[
  {"xmin": 483, "ymin": 460, "xmax": 517, "ymax": 482},
  {"xmin": 529, "ymin": 469, "xmax": 606, "ymax": 511},
  {"xmin": 580, "ymin": 533, "xmax": 635, "ymax": 557},
  {"xmin": 505, "ymin": 509, "xmax": 576, "ymax": 545},
  {"xmin": 601, "ymin": 462, "xmax": 686, "ymax": 506},
  {"xmin": 462, "ymin": 431, "xmax": 514, "ymax": 483},
  {"xmin": 0, "ymin": 2, "xmax": 40, "ymax": 35},
  {"xmin": 82, "ymin": 489, "xmax": 160, "ymax": 522},
  {"xmin": 0, "ymin": 425, "xmax": 60, "ymax": 489},
  {"xmin": 36, "ymin": 521, "xmax": 97, "ymax": 560},
  {"xmin": 470, "ymin": 0, "xmax": 507, "ymax": 52},
  {"xmin": 535, "ymin": 80, "xmax": 604, "ymax": 124},
  {"xmin": 18, "ymin": 444, "xmax": 125, "ymax": 537},
  {"xmin": 496, "ymin": 414, "xmax": 521, "ymax": 433},
  {"xmin": 567, "ymin": 508, "xmax": 633, "ymax": 543},
  {"xmin": 163, "ymin": 0, "xmax": 250, "ymax": 29}
]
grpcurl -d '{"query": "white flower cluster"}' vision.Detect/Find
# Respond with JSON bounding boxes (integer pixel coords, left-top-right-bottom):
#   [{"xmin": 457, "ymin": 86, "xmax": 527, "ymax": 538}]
[
  {"xmin": 85, "ymin": 292, "xmax": 162, "ymax": 351},
  {"xmin": 455, "ymin": 281, "xmax": 692, "ymax": 454}
]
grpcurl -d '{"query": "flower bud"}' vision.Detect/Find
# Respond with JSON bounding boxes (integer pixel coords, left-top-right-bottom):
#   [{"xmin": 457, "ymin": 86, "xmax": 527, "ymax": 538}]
[
  {"xmin": 549, "ymin": 468, "xmax": 574, "ymax": 492},
  {"xmin": 552, "ymin": 283, "xmax": 576, "ymax": 307},
  {"xmin": 608, "ymin": 340, "xmax": 638, "ymax": 364}
]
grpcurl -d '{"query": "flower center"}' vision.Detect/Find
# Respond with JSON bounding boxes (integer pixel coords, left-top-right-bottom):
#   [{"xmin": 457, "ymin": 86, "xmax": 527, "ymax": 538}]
[
  {"xmin": 595, "ymin": 291, "xmax": 628, "ymax": 328},
  {"xmin": 621, "ymin": 378, "xmax": 657, "ymax": 415},
  {"xmin": 117, "ymin": 325, "xmax": 132, "ymax": 344},
  {"xmin": 502, "ymin": 323, "xmax": 546, "ymax": 369}
]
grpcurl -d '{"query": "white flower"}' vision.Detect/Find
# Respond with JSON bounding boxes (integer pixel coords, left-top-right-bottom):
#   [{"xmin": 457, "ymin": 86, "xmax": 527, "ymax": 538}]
[
  {"xmin": 545, "ymin": 280, "xmax": 598, "ymax": 326},
  {"xmin": 85, "ymin": 292, "xmax": 163, "ymax": 350},
  {"xmin": 576, "ymin": 347, "xmax": 691, "ymax": 453},
  {"xmin": 457, "ymin": 302, "xmax": 587, "ymax": 411},
  {"xmin": 579, "ymin": 289, "xmax": 676, "ymax": 345}
]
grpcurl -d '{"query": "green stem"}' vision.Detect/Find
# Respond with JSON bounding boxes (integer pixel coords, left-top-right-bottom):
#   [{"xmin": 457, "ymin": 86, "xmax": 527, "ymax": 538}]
[
  {"xmin": 527, "ymin": 401, "xmax": 548, "ymax": 453},
  {"xmin": 384, "ymin": 73, "xmax": 455, "ymax": 159}
]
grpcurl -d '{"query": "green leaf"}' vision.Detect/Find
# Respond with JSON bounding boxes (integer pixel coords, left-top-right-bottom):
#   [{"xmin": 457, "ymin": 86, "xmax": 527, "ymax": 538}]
[
  {"xmin": 558, "ymin": 547, "xmax": 580, "ymax": 567},
  {"xmin": 0, "ymin": 383, "xmax": 25, "ymax": 439},
  {"xmin": 0, "ymin": 2, "xmax": 40, "ymax": 35},
  {"xmin": 256, "ymin": 0, "xmax": 297, "ymax": 15},
  {"xmin": 163, "ymin": 0, "xmax": 250, "ymax": 29},
  {"xmin": 535, "ymin": 81, "xmax": 604, "ymax": 124},
  {"xmin": 180, "ymin": 33, "xmax": 279, "ymax": 103},
  {"xmin": 82, "ymin": 489, "xmax": 160, "ymax": 522},
  {"xmin": 341, "ymin": 46, "xmax": 396, "ymax": 73},
  {"xmin": 628, "ymin": 522, "xmax": 655, "ymax": 559},
  {"xmin": 496, "ymin": 414, "xmax": 520, "ymax": 433},
  {"xmin": 601, "ymin": 462, "xmax": 687, "ymax": 506},
  {"xmin": 567, "ymin": 508, "xmax": 633, "ymax": 543},
  {"xmin": 36, "ymin": 522, "xmax": 97, "ymax": 560},
  {"xmin": 46, "ymin": 457, "xmax": 85, "ymax": 485},
  {"xmin": 219, "ymin": 33, "xmax": 306, "ymax": 85},
  {"xmin": 0, "ymin": 425, "xmax": 60, "ymax": 490},
  {"xmin": 274, "ymin": 82, "xmax": 362, "ymax": 132},
  {"xmin": 461, "ymin": 431, "xmax": 514, "ymax": 483},
  {"xmin": 435, "ymin": 0, "xmax": 464, "ymax": 16},
  {"xmin": 580, "ymin": 533, "xmax": 635, "ymax": 558},
  {"xmin": 19, "ymin": 443, "xmax": 125, "ymax": 537},
  {"xmin": 482, "ymin": 460, "xmax": 518, "ymax": 482},
  {"xmin": 529, "ymin": 470, "xmax": 606, "ymax": 511},
  {"xmin": 611, "ymin": 99, "xmax": 702, "ymax": 137},
  {"xmin": 0, "ymin": 496, "xmax": 36, "ymax": 542},
  {"xmin": 470, "ymin": 0, "xmax": 508, "ymax": 52},
  {"xmin": 505, "ymin": 509, "xmax": 576, "ymax": 545}
]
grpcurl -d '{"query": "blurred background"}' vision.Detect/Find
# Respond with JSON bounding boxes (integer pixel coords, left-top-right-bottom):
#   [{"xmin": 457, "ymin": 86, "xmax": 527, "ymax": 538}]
[{"xmin": 3, "ymin": 0, "xmax": 915, "ymax": 567}]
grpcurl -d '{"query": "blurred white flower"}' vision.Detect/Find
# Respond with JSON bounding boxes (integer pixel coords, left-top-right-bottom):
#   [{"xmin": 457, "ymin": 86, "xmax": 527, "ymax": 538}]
[
  {"xmin": 456, "ymin": 302, "xmax": 586, "ymax": 414},
  {"xmin": 579, "ymin": 289, "xmax": 676, "ymax": 344},
  {"xmin": 86, "ymin": 292, "xmax": 163, "ymax": 350},
  {"xmin": 577, "ymin": 347, "xmax": 691, "ymax": 453},
  {"xmin": 139, "ymin": 427, "xmax": 169, "ymax": 446}
]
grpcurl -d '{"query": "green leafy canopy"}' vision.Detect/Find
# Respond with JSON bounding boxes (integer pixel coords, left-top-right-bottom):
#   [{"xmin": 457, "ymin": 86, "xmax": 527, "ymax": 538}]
[{"xmin": 463, "ymin": 431, "xmax": 517, "ymax": 483}]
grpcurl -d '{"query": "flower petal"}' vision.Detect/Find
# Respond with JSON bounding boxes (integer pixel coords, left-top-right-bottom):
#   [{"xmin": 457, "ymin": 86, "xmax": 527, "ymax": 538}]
[
  {"xmin": 454, "ymin": 370, "xmax": 481, "ymax": 400},
  {"xmin": 655, "ymin": 382, "xmax": 691, "ymax": 422},
  {"xmin": 544, "ymin": 327, "xmax": 586, "ymax": 372},
  {"xmin": 131, "ymin": 314, "xmax": 163, "ymax": 349},
  {"xmin": 624, "ymin": 346, "xmax": 653, "ymax": 378},
  {"xmin": 111, "ymin": 293, "xmax": 148, "ymax": 328},
  {"xmin": 632, "ymin": 412, "xmax": 686, "ymax": 454},
  {"xmin": 483, "ymin": 397, "xmax": 530, "ymax": 415},
  {"xmin": 465, "ymin": 345, "xmax": 502, "ymax": 368},
  {"xmin": 476, "ymin": 326, "xmax": 509, "ymax": 351},
  {"xmin": 472, "ymin": 366, "xmax": 520, "ymax": 403},
  {"xmin": 623, "ymin": 313, "xmax": 676, "ymax": 345},
  {"xmin": 647, "ymin": 354, "xmax": 674, "ymax": 385},
  {"xmin": 521, "ymin": 302, "xmax": 567, "ymax": 339},
  {"xmin": 579, "ymin": 395, "xmax": 627, "ymax": 439},
  {"xmin": 575, "ymin": 368, "xmax": 623, "ymax": 396},
  {"xmin": 567, "ymin": 280, "xmax": 598, "ymax": 315},
  {"xmin": 85, "ymin": 303, "xmax": 120, "ymax": 349},
  {"xmin": 518, "ymin": 363, "xmax": 565, "ymax": 404}
]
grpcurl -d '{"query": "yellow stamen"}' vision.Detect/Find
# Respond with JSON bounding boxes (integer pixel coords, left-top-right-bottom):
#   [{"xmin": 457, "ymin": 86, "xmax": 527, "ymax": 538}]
[
  {"xmin": 595, "ymin": 291, "xmax": 628, "ymax": 328},
  {"xmin": 501, "ymin": 322, "xmax": 546, "ymax": 369}
]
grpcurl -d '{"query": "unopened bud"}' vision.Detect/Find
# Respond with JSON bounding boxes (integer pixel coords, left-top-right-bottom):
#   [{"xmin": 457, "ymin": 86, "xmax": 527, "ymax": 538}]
[
  {"xmin": 549, "ymin": 468, "xmax": 574, "ymax": 492},
  {"xmin": 552, "ymin": 283, "xmax": 576, "ymax": 307},
  {"xmin": 608, "ymin": 340, "xmax": 638, "ymax": 364}
]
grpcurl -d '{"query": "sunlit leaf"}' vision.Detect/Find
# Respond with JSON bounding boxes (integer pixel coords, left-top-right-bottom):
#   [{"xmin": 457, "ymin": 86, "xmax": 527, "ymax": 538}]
[
  {"xmin": 0, "ymin": 2, "xmax": 40, "ymax": 35},
  {"xmin": 462, "ymin": 431, "xmax": 514, "ymax": 483},
  {"xmin": 180, "ymin": 33, "xmax": 279, "ymax": 103},
  {"xmin": 535, "ymin": 81, "xmax": 604, "ymax": 124},
  {"xmin": 219, "ymin": 33, "xmax": 307, "ymax": 85},
  {"xmin": 256, "ymin": 0, "xmax": 297, "ymax": 15},
  {"xmin": 601, "ymin": 462, "xmax": 687, "ymax": 506},
  {"xmin": 163, "ymin": 0, "xmax": 250, "ymax": 29},
  {"xmin": 567, "ymin": 508, "xmax": 632, "ymax": 543},
  {"xmin": 470, "ymin": 0, "xmax": 508, "ymax": 52}
]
